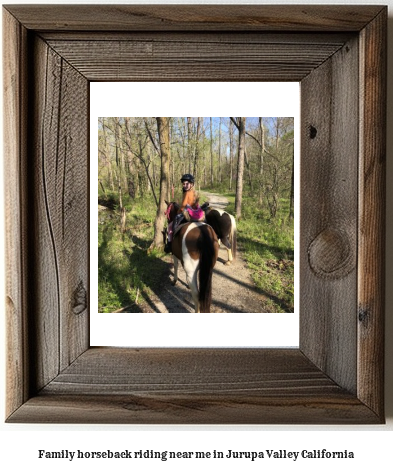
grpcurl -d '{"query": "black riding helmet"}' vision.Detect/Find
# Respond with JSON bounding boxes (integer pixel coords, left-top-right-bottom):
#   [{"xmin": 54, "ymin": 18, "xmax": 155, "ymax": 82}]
[{"xmin": 180, "ymin": 173, "xmax": 195, "ymax": 184}]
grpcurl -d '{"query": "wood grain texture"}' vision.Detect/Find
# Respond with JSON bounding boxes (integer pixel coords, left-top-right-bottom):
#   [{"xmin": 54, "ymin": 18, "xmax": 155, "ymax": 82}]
[
  {"xmin": 7, "ymin": 348, "xmax": 379, "ymax": 424},
  {"xmin": 29, "ymin": 36, "xmax": 90, "ymax": 389},
  {"xmin": 358, "ymin": 9, "xmax": 387, "ymax": 416},
  {"xmin": 46, "ymin": 36, "xmax": 349, "ymax": 82},
  {"xmin": 40, "ymin": 32, "xmax": 354, "ymax": 43},
  {"xmin": 3, "ymin": 5, "xmax": 384, "ymax": 32},
  {"xmin": 3, "ymin": 8, "xmax": 30, "ymax": 417},
  {"xmin": 300, "ymin": 36, "xmax": 359, "ymax": 394},
  {"xmin": 9, "ymin": 392, "xmax": 378, "ymax": 425},
  {"xmin": 3, "ymin": 5, "xmax": 386, "ymax": 424},
  {"xmin": 44, "ymin": 348, "xmax": 341, "ymax": 395},
  {"xmin": 4, "ymin": 32, "xmax": 90, "ymax": 396}
]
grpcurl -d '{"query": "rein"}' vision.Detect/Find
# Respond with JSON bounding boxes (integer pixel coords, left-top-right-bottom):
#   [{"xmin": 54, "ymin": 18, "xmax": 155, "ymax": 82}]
[{"xmin": 165, "ymin": 203, "xmax": 174, "ymax": 222}]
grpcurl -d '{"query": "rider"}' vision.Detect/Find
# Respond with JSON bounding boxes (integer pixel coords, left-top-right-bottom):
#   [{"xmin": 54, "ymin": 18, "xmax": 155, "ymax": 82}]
[
  {"xmin": 179, "ymin": 173, "xmax": 198, "ymax": 215},
  {"xmin": 164, "ymin": 173, "xmax": 198, "ymax": 253}
]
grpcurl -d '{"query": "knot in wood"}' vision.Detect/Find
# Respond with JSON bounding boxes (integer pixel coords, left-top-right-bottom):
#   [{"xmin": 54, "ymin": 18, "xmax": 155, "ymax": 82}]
[
  {"xmin": 358, "ymin": 307, "xmax": 370, "ymax": 326},
  {"xmin": 308, "ymin": 227, "xmax": 355, "ymax": 279},
  {"xmin": 73, "ymin": 281, "xmax": 87, "ymax": 315},
  {"xmin": 309, "ymin": 125, "xmax": 317, "ymax": 139}
]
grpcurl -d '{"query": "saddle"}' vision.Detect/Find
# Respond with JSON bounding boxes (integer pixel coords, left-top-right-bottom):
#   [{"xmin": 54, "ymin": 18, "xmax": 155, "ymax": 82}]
[
  {"xmin": 168, "ymin": 202, "xmax": 211, "ymax": 241},
  {"xmin": 183, "ymin": 204, "xmax": 205, "ymax": 222},
  {"xmin": 173, "ymin": 202, "xmax": 209, "ymax": 238}
]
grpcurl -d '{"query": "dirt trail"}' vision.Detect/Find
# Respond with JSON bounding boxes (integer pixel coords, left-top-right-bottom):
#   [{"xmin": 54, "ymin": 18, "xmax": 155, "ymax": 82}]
[{"xmin": 136, "ymin": 192, "xmax": 271, "ymax": 313}]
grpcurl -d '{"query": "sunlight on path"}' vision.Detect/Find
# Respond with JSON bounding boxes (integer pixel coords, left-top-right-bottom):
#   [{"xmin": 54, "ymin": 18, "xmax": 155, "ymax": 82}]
[{"xmin": 202, "ymin": 192, "xmax": 229, "ymax": 211}]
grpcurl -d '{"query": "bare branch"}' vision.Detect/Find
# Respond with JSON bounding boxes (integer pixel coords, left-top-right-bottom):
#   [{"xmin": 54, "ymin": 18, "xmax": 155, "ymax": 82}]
[
  {"xmin": 230, "ymin": 117, "xmax": 240, "ymax": 129},
  {"xmin": 144, "ymin": 119, "xmax": 160, "ymax": 155}
]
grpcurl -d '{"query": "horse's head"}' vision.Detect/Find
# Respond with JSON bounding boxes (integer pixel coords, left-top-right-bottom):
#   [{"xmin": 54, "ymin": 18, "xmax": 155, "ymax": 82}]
[
  {"xmin": 164, "ymin": 200, "xmax": 179, "ymax": 223},
  {"xmin": 201, "ymin": 201, "xmax": 211, "ymax": 212}
]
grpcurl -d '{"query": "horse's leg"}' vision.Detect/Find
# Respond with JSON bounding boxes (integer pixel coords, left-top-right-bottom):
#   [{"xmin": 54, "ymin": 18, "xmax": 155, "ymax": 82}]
[
  {"xmin": 221, "ymin": 235, "xmax": 233, "ymax": 265},
  {"xmin": 172, "ymin": 255, "xmax": 179, "ymax": 286},
  {"xmin": 183, "ymin": 256, "xmax": 200, "ymax": 311},
  {"xmin": 229, "ymin": 214, "xmax": 237, "ymax": 260},
  {"xmin": 188, "ymin": 269, "xmax": 200, "ymax": 313}
]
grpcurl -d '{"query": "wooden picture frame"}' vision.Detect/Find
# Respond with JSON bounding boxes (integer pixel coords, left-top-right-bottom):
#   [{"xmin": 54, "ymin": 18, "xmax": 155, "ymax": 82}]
[{"xmin": 3, "ymin": 5, "xmax": 386, "ymax": 424}]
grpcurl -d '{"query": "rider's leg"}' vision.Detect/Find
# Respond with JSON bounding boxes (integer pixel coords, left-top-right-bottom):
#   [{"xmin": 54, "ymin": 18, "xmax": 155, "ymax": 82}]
[
  {"xmin": 174, "ymin": 213, "xmax": 184, "ymax": 228},
  {"xmin": 164, "ymin": 222, "xmax": 173, "ymax": 253}
]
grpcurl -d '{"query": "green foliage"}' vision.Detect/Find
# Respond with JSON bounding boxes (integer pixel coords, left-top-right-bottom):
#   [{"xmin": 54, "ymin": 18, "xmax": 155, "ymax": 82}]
[
  {"xmin": 99, "ymin": 190, "xmax": 294, "ymax": 314},
  {"xmin": 238, "ymin": 196, "xmax": 294, "ymax": 313},
  {"xmin": 98, "ymin": 197, "xmax": 167, "ymax": 312},
  {"xmin": 214, "ymin": 192, "xmax": 294, "ymax": 313}
]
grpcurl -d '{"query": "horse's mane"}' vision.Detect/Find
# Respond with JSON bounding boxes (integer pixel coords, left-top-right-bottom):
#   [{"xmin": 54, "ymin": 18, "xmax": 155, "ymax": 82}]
[{"xmin": 170, "ymin": 201, "xmax": 180, "ymax": 214}]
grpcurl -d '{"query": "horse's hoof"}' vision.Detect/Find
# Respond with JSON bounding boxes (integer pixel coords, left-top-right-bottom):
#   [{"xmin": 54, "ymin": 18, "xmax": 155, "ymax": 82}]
[
  {"xmin": 172, "ymin": 280, "xmax": 177, "ymax": 286},
  {"xmin": 224, "ymin": 261, "xmax": 232, "ymax": 266}
]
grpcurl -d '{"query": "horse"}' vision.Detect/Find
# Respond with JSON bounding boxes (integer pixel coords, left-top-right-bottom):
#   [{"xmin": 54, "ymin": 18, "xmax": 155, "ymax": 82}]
[
  {"xmin": 163, "ymin": 201, "xmax": 219, "ymax": 313},
  {"xmin": 204, "ymin": 207, "xmax": 237, "ymax": 265}
]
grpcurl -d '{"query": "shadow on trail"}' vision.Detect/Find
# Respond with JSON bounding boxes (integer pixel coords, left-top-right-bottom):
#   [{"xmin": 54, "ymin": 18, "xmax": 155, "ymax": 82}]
[
  {"xmin": 98, "ymin": 225, "xmax": 170, "ymax": 313},
  {"xmin": 99, "ymin": 220, "xmax": 197, "ymax": 313},
  {"xmin": 99, "ymin": 218, "xmax": 293, "ymax": 313},
  {"xmin": 238, "ymin": 235, "xmax": 294, "ymax": 261},
  {"xmin": 122, "ymin": 235, "xmax": 197, "ymax": 313},
  {"xmin": 121, "ymin": 235, "xmax": 175, "ymax": 313},
  {"xmin": 213, "ymin": 266, "xmax": 292, "ymax": 314},
  {"xmin": 211, "ymin": 297, "xmax": 258, "ymax": 314}
]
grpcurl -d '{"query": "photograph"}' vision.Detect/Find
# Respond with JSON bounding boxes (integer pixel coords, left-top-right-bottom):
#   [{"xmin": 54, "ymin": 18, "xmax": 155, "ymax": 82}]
[{"xmin": 97, "ymin": 116, "xmax": 295, "ymax": 314}]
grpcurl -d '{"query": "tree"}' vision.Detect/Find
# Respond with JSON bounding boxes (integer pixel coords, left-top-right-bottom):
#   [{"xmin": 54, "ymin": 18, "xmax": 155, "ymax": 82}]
[
  {"xmin": 192, "ymin": 117, "xmax": 202, "ymax": 182},
  {"xmin": 229, "ymin": 118, "xmax": 235, "ymax": 191},
  {"xmin": 149, "ymin": 117, "xmax": 171, "ymax": 251},
  {"xmin": 218, "ymin": 117, "xmax": 222, "ymax": 183},
  {"xmin": 98, "ymin": 115, "xmax": 294, "ymax": 225},
  {"xmin": 245, "ymin": 117, "xmax": 267, "ymax": 205},
  {"xmin": 263, "ymin": 117, "xmax": 294, "ymax": 218},
  {"xmin": 231, "ymin": 117, "xmax": 246, "ymax": 220},
  {"xmin": 210, "ymin": 117, "xmax": 214, "ymax": 187}
]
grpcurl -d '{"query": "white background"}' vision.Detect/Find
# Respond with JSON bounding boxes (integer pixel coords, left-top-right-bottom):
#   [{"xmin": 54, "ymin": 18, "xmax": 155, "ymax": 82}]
[
  {"xmin": 90, "ymin": 82, "xmax": 300, "ymax": 347},
  {"xmin": 1, "ymin": 1, "xmax": 392, "ymax": 473}
]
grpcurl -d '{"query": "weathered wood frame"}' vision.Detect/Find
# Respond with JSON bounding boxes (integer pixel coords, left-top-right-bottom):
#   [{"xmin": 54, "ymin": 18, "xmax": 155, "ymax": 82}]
[{"xmin": 3, "ymin": 5, "xmax": 386, "ymax": 423}]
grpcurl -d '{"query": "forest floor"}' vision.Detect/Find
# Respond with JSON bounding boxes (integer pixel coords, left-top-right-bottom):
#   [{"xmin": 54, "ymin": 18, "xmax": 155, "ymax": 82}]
[{"xmin": 134, "ymin": 192, "xmax": 273, "ymax": 313}]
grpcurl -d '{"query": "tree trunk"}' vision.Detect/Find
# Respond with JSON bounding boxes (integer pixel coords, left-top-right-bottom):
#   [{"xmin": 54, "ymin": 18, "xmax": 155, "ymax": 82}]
[
  {"xmin": 114, "ymin": 119, "xmax": 126, "ymax": 232},
  {"xmin": 193, "ymin": 117, "xmax": 202, "ymax": 181},
  {"xmin": 245, "ymin": 149, "xmax": 253, "ymax": 192},
  {"xmin": 235, "ymin": 117, "xmax": 246, "ymax": 219},
  {"xmin": 187, "ymin": 117, "xmax": 193, "ymax": 173},
  {"xmin": 289, "ymin": 152, "xmax": 294, "ymax": 219},
  {"xmin": 259, "ymin": 117, "xmax": 265, "ymax": 205},
  {"xmin": 210, "ymin": 117, "xmax": 214, "ymax": 187},
  {"xmin": 218, "ymin": 117, "xmax": 222, "ymax": 183},
  {"xmin": 229, "ymin": 119, "xmax": 234, "ymax": 191},
  {"xmin": 149, "ymin": 117, "xmax": 170, "ymax": 251},
  {"xmin": 100, "ymin": 118, "xmax": 115, "ymax": 192}
]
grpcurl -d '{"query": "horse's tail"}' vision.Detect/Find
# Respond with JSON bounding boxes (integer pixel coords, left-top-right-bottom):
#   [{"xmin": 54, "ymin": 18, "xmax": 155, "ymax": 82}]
[
  {"xmin": 197, "ymin": 224, "xmax": 218, "ymax": 313},
  {"xmin": 229, "ymin": 213, "xmax": 237, "ymax": 259}
]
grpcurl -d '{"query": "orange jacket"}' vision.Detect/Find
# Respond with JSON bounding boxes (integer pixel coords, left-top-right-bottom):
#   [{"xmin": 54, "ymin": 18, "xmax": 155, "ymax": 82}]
[{"xmin": 178, "ymin": 188, "xmax": 197, "ymax": 213}]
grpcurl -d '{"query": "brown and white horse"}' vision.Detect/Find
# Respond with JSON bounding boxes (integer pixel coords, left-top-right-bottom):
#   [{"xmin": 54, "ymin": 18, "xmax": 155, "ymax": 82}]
[
  {"xmin": 205, "ymin": 207, "xmax": 237, "ymax": 265},
  {"xmin": 164, "ymin": 201, "xmax": 219, "ymax": 313}
]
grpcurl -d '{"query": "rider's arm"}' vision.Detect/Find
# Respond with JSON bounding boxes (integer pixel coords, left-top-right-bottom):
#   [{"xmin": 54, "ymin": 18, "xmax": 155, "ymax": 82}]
[{"xmin": 179, "ymin": 191, "xmax": 191, "ymax": 213}]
